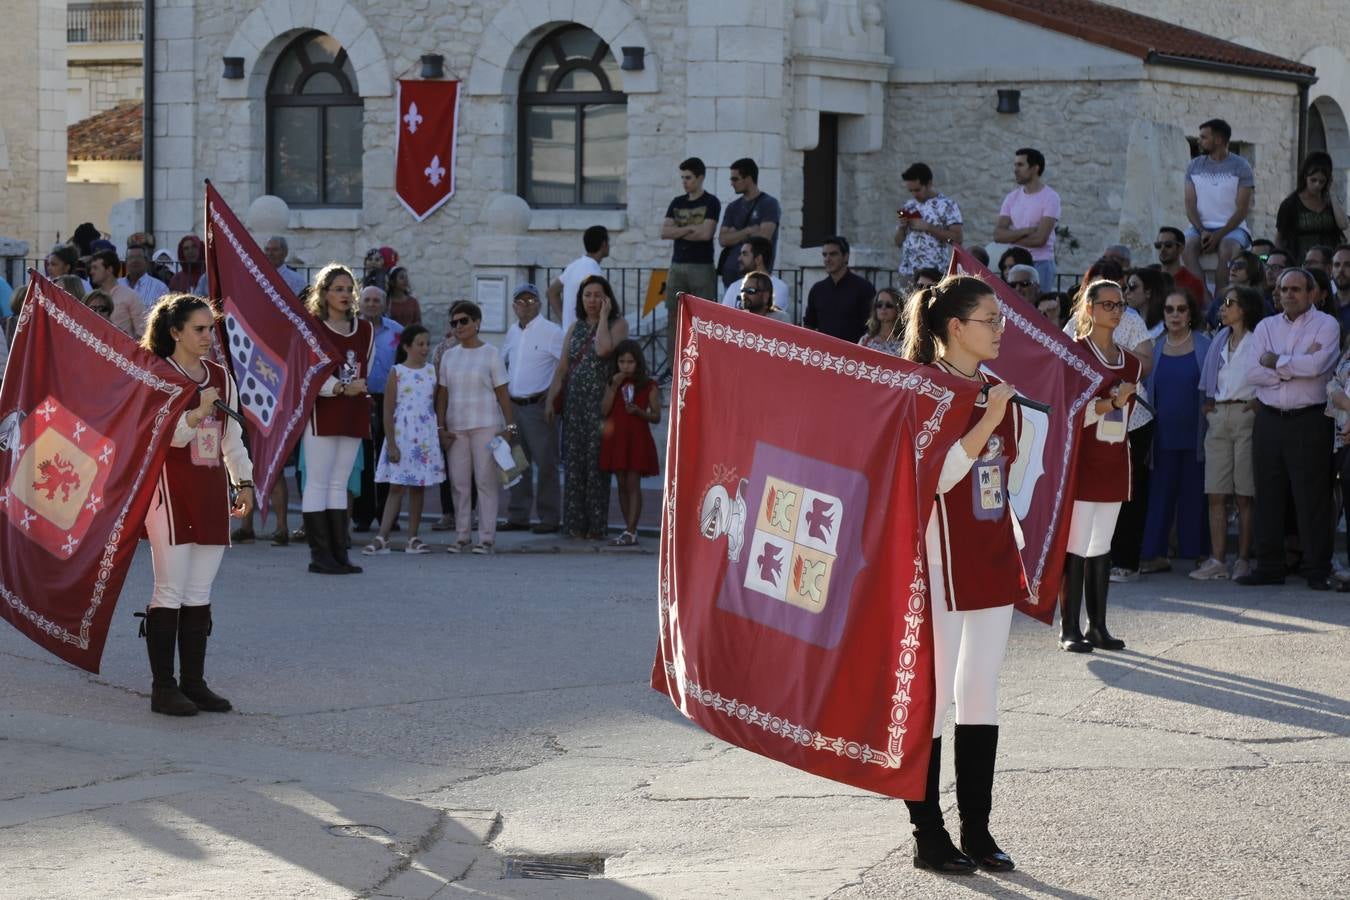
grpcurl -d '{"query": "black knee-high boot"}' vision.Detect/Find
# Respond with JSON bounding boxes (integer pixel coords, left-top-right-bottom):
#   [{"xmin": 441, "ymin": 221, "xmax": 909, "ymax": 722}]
[
  {"xmin": 177, "ymin": 605, "xmax": 231, "ymax": 712},
  {"xmin": 139, "ymin": 607, "xmax": 197, "ymax": 716},
  {"xmin": 1084, "ymin": 554, "xmax": 1125, "ymax": 650},
  {"xmin": 1058, "ymin": 553, "xmax": 1092, "ymax": 652},
  {"xmin": 955, "ymin": 724, "xmax": 1015, "ymax": 871},
  {"xmin": 904, "ymin": 737, "xmax": 977, "ymax": 875},
  {"xmin": 304, "ymin": 510, "xmax": 344, "ymax": 574},
  {"xmin": 327, "ymin": 508, "xmax": 363, "ymax": 574}
]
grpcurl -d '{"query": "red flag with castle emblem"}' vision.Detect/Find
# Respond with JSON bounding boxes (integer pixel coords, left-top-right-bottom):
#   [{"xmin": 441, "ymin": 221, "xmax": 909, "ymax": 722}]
[
  {"xmin": 946, "ymin": 246, "xmax": 1113, "ymax": 622},
  {"xmin": 652, "ymin": 295, "xmax": 982, "ymax": 799},
  {"xmin": 0, "ymin": 274, "xmax": 195, "ymax": 672},
  {"xmin": 396, "ymin": 79, "xmax": 460, "ymax": 221},
  {"xmin": 204, "ymin": 181, "xmax": 336, "ymax": 519}
]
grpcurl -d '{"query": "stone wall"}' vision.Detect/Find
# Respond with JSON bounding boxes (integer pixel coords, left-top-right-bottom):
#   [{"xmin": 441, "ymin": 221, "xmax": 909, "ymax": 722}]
[
  {"xmin": 0, "ymin": 0, "xmax": 67, "ymax": 250},
  {"xmin": 69, "ymin": 62, "xmax": 144, "ymax": 123}
]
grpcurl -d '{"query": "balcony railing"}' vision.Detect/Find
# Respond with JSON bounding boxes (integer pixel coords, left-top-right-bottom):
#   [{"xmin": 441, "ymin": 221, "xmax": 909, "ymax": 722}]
[{"xmin": 68, "ymin": 2, "xmax": 143, "ymax": 44}]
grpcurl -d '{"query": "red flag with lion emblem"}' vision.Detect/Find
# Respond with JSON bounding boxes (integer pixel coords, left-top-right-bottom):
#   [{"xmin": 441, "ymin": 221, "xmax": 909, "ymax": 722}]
[
  {"xmin": 652, "ymin": 295, "xmax": 981, "ymax": 799},
  {"xmin": 0, "ymin": 274, "xmax": 195, "ymax": 672}
]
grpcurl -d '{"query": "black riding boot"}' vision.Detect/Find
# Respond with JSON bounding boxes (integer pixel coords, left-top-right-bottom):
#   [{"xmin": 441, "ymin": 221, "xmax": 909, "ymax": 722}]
[
  {"xmin": 1058, "ymin": 553, "xmax": 1092, "ymax": 652},
  {"xmin": 955, "ymin": 724, "xmax": 1015, "ymax": 871},
  {"xmin": 903, "ymin": 737, "xmax": 977, "ymax": 875},
  {"xmin": 139, "ymin": 607, "xmax": 197, "ymax": 716},
  {"xmin": 177, "ymin": 605, "xmax": 231, "ymax": 712},
  {"xmin": 304, "ymin": 510, "xmax": 345, "ymax": 574},
  {"xmin": 327, "ymin": 508, "xmax": 363, "ymax": 574},
  {"xmin": 1084, "ymin": 554, "xmax": 1126, "ymax": 650}
]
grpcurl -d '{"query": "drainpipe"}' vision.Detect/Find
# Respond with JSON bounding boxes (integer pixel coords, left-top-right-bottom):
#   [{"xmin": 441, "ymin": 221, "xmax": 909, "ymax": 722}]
[
  {"xmin": 142, "ymin": 0, "xmax": 155, "ymax": 240},
  {"xmin": 1297, "ymin": 81, "xmax": 1310, "ymax": 167}
]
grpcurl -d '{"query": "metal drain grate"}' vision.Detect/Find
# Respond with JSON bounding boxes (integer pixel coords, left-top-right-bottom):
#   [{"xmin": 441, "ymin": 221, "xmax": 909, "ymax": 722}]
[{"xmin": 504, "ymin": 856, "xmax": 605, "ymax": 879}]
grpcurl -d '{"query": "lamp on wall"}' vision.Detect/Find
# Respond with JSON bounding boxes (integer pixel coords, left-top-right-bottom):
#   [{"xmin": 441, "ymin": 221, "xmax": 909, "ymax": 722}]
[
  {"xmin": 420, "ymin": 54, "xmax": 445, "ymax": 79},
  {"xmin": 222, "ymin": 57, "xmax": 245, "ymax": 80},
  {"xmin": 996, "ymin": 89, "xmax": 1020, "ymax": 114},
  {"xmin": 620, "ymin": 46, "xmax": 645, "ymax": 71}
]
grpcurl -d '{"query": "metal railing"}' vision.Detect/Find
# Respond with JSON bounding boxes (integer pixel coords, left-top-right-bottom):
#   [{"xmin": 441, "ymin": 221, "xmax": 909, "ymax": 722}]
[{"xmin": 67, "ymin": 2, "xmax": 143, "ymax": 43}]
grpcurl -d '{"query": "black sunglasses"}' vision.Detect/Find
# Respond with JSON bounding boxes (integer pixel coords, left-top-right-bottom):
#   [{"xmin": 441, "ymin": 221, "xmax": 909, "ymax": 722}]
[
  {"xmin": 874, "ymin": 301, "xmax": 897, "ymax": 309},
  {"xmin": 89, "ymin": 306, "xmax": 113, "ymax": 314},
  {"xmin": 1008, "ymin": 280, "xmax": 1035, "ymax": 288},
  {"xmin": 450, "ymin": 317, "xmax": 473, "ymax": 327}
]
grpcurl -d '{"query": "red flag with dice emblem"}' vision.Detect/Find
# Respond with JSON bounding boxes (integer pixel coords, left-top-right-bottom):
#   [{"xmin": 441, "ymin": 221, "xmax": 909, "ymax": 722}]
[
  {"xmin": 652, "ymin": 295, "xmax": 982, "ymax": 799},
  {"xmin": 0, "ymin": 273, "xmax": 196, "ymax": 672},
  {"xmin": 396, "ymin": 79, "xmax": 460, "ymax": 221},
  {"xmin": 204, "ymin": 181, "xmax": 337, "ymax": 519}
]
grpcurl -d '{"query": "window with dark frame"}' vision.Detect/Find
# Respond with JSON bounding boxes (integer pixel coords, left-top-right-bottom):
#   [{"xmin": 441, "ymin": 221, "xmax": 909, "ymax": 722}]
[
  {"xmin": 266, "ymin": 31, "xmax": 363, "ymax": 208},
  {"xmin": 518, "ymin": 25, "xmax": 627, "ymax": 209}
]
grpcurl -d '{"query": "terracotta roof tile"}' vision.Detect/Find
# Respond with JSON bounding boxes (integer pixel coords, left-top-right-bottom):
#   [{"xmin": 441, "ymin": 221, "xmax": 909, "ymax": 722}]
[
  {"xmin": 956, "ymin": 0, "xmax": 1315, "ymax": 80},
  {"xmin": 68, "ymin": 101, "xmax": 143, "ymax": 162}
]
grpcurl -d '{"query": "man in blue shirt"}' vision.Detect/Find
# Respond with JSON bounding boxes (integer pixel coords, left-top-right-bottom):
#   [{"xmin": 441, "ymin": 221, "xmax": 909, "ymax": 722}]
[{"xmin": 353, "ymin": 285, "xmax": 404, "ymax": 531}]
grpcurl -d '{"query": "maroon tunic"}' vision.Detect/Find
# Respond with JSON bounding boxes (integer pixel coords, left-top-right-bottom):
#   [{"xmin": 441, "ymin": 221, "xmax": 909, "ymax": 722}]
[
  {"xmin": 311, "ymin": 318, "xmax": 374, "ymax": 438},
  {"xmin": 156, "ymin": 359, "xmax": 233, "ymax": 546},
  {"xmin": 1073, "ymin": 336, "xmax": 1141, "ymax": 503},
  {"xmin": 600, "ymin": 379, "xmax": 660, "ymax": 476},
  {"xmin": 927, "ymin": 371, "xmax": 1027, "ymax": 611}
]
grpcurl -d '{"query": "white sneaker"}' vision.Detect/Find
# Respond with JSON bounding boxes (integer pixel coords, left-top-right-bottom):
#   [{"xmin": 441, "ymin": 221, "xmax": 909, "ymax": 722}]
[
  {"xmin": 1231, "ymin": 559, "xmax": 1252, "ymax": 580},
  {"xmin": 1109, "ymin": 567, "xmax": 1139, "ymax": 583},
  {"xmin": 1189, "ymin": 557, "xmax": 1228, "ymax": 581}
]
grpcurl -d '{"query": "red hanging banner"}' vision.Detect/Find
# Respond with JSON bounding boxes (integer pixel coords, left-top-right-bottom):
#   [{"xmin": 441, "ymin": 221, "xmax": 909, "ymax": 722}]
[
  {"xmin": 396, "ymin": 79, "xmax": 460, "ymax": 222},
  {"xmin": 652, "ymin": 295, "xmax": 980, "ymax": 799},
  {"xmin": 0, "ymin": 274, "xmax": 195, "ymax": 672},
  {"xmin": 947, "ymin": 245, "xmax": 1112, "ymax": 621}
]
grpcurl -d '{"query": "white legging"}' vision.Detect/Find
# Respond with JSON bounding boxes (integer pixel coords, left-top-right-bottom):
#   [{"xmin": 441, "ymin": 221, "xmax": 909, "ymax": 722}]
[
  {"xmin": 931, "ymin": 601, "xmax": 1014, "ymax": 737},
  {"xmin": 302, "ymin": 432, "xmax": 360, "ymax": 512},
  {"xmin": 1064, "ymin": 500, "xmax": 1123, "ymax": 557},
  {"xmin": 144, "ymin": 497, "xmax": 225, "ymax": 610}
]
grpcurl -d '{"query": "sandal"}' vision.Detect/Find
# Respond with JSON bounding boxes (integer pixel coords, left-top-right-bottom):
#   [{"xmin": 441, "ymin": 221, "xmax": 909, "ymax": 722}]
[
  {"xmin": 290, "ymin": 526, "xmax": 306, "ymax": 541},
  {"xmin": 447, "ymin": 540, "xmax": 470, "ymax": 554},
  {"xmin": 405, "ymin": 537, "xmax": 430, "ymax": 555},
  {"xmin": 471, "ymin": 542, "xmax": 494, "ymax": 555},
  {"xmin": 362, "ymin": 536, "xmax": 391, "ymax": 556},
  {"xmin": 609, "ymin": 531, "xmax": 637, "ymax": 547}
]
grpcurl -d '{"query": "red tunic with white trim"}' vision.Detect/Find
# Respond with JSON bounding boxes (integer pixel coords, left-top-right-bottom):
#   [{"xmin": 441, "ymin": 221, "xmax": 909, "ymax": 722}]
[
  {"xmin": 155, "ymin": 359, "xmax": 252, "ymax": 546},
  {"xmin": 311, "ymin": 318, "xmax": 374, "ymax": 438},
  {"xmin": 1073, "ymin": 336, "xmax": 1141, "ymax": 503},
  {"xmin": 926, "ymin": 371, "xmax": 1028, "ymax": 612}
]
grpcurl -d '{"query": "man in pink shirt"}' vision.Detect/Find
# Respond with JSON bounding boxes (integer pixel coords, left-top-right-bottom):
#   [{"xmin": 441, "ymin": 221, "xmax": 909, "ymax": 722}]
[
  {"xmin": 89, "ymin": 249, "xmax": 146, "ymax": 340},
  {"xmin": 1237, "ymin": 267, "xmax": 1340, "ymax": 589},
  {"xmin": 994, "ymin": 148, "xmax": 1061, "ymax": 293}
]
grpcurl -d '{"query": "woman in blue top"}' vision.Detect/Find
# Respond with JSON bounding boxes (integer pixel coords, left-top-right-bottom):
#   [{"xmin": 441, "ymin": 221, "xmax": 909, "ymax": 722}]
[{"xmin": 1139, "ymin": 288, "xmax": 1212, "ymax": 574}]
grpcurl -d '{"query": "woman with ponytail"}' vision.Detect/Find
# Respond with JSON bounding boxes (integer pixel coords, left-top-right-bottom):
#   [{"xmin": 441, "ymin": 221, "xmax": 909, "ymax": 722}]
[
  {"xmin": 1059, "ymin": 279, "xmax": 1141, "ymax": 653},
  {"xmin": 899, "ymin": 274, "xmax": 1024, "ymax": 875}
]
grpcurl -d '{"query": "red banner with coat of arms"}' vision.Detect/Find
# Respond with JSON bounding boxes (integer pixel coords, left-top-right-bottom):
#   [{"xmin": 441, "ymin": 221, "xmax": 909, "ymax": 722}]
[
  {"xmin": 396, "ymin": 79, "xmax": 460, "ymax": 221},
  {"xmin": 652, "ymin": 295, "xmax": 981, "ymax": 799},
  {"xmin": 0, "ymin": 274, "xmax": 195, "ymax": 672}
]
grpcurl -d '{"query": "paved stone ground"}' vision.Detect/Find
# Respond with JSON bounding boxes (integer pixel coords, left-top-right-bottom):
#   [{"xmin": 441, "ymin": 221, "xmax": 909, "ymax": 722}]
[{"xmin": 0, "ymin": 541, "xmax": 1345, "ymax": 899}]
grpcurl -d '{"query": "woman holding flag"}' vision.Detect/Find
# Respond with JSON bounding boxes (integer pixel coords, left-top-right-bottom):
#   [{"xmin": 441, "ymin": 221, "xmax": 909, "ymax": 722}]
[
  {"xmin": 301, "ymin": 263, "xmax": 372, "ymax": 575},
  {"xmin": 141, "ymin": 294, "xmax": 254, "ymax": 716},
  {"xmin": 901, "ymin": 273, "xmax": 1023, "ymax": 875}
]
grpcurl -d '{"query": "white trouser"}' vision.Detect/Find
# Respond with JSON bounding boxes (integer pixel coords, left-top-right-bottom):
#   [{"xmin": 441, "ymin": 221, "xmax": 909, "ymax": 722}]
[
  {"xmin": 931, "ymin": 602, "xmax": 1014, "ymax": 737},
  {"xmin": 1064, "ymin": 500, "xmax": 1123, "ymax": 557},
  {"xmin": 144, "ymin": 498, "xmax": 225, "ymax": 610},
  {"xmin": 302, "ymin": 433, "xmax": 360, "ymax": 512}
]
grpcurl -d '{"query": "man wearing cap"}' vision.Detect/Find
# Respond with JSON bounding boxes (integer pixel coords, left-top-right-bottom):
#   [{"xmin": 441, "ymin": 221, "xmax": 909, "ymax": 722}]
[{"xmin": 501, "ymin": 283, "xmax": 564, "ymax": 533}]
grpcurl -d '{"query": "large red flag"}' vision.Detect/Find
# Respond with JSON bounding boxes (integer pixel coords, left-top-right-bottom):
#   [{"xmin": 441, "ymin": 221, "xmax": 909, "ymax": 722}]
[
  {"xmin": 946, "ymin": 246, "xmax": 1113, "ymax": 621},
  {"xmin": 652, "ymin": 295, "xmax": 981, "ymax": 799},
  {"xmin": 396, "ymin": 79, "xmax": 460, "ymax": 221},
  {"xmin": 204, "ymin": 181, "xmax": 335, "ymax": 518},
  {"xmin": 0, "ymin": 274, "xmax": 195, "ymax": 672}
]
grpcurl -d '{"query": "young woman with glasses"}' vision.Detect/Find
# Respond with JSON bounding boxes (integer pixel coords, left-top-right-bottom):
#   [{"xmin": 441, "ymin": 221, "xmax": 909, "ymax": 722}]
[
  {"xmin": 899, "ymin": 274, "xmax": 1024, "ymax": 875},
  {"xmin": 83, "ymin": 289, "xmax": 114, "ymax": 320},
  {"xmin": 1060, "ymin": 280, "xmax": 1140, "ymax": 653},
  {"xmin": 858, "ymin": 287, "xmax": 903, "ymax": 354}
]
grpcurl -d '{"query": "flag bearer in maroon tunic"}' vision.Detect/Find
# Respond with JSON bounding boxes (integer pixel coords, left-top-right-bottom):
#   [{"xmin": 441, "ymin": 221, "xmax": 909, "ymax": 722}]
[
  {"xmin": 1060, "ymin": 280, "xmax": 1140, "ymax": 653},
  {"xmin": 141, "ymin": 295, "xmax": 254, "ymax": 716},
  {"xmin": 301, "ymin": 264, "xmax": 372, "ymax": 575},
  {"xmin": 901, "ymin": 275, "xmax": 1025, "ymax": 875}
]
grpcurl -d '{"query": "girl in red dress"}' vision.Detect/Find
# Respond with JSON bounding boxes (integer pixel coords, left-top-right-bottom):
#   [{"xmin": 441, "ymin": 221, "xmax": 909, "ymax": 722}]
[
  {"xmin": 600, "ymin": 340, "xmax": 660, "ymax": 546},
  {"xmin": 1061, "ymin": 279, "xmax": 1140, "ymax": 652},
  {"xmin": 302, "ymin": 263, "xmax": 372, "ymax": 575},
  {"xmin": 901, "ymin": 274, "xmax": 1024, "ymax": 875},
  {"xmin": 141, "ymin": 294, "xmax": 254, "ymax": 716}
]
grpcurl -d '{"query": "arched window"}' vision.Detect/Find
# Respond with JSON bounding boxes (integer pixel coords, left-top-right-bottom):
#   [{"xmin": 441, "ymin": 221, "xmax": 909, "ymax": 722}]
[
  {"xmin": 518, "ymin": 25, "xmax": 626, "ymax": 208},
  {"xmin": 266, "ymin": 31, "xmax": 363, "ymax": 207}
]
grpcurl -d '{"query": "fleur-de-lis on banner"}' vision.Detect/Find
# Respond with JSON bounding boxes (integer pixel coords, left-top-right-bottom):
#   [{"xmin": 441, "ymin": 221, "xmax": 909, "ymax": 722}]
[
  {"xmin": 425, "ymin": 155, "xmax": 446, "ymax": 187},
  {"xmin": 403, "ymin": 102, "xmax": 423, "ymax": 134}
]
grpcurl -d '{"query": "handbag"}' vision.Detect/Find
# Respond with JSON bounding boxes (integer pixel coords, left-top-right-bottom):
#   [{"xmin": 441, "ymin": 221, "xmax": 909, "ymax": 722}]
[{"xmin": 552, "ymin": 329, "xmax": 595, "ymax": 415}]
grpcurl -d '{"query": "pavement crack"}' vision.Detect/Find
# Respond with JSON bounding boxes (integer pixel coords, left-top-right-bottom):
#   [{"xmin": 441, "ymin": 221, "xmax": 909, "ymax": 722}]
[
  {"xmin": 0, "ymin": 768, "xmax": 181, "ymax": 803},
  {"xmin": 359, "ymin": 808, "xmax": 449, "ymax": 899}
]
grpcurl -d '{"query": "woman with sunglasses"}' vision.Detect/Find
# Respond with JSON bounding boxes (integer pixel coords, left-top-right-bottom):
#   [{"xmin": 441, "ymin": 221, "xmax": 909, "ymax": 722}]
[
  {"xmin": 1207, "ymin": 251, "xmax": 1264, "ymax": 329},
  {"xmin": 300, "ymin": 263, "xmax": 371, "ymax": 575},
  {"xmin": 1138, "ymin": 289, "xmax": 1212, "ymax": 576},
  {"xmin": 1060, "ymin": 280, "xmax": 1140, "ymax": 653},
  {"xmin": 1194, "ymin": 285, "xmax": 1263, "ymax": 580},
  {"xmin": 83, "ymin": 288, "xmax": 114, "ymax": 320},
  {"xmin": 436, "ymin": 301, "xmax": 514, "ymax": 554},
  {"xmin": 858, "ymin": 287, "xmax": 903, "ymax": 354},
  {"xmin": 899, "ymin": 274, "xmax": 1024, "ymax": 875}
]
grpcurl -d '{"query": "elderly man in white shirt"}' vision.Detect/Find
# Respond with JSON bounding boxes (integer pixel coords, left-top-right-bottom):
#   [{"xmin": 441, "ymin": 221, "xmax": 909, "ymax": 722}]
[
  {"xmin": 501, "ymin": 282, "xmax": 565, "ymax": 533},
  {"xmin": 118, "ymin": 245, "xmax": 169, "ymax": 308}
]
